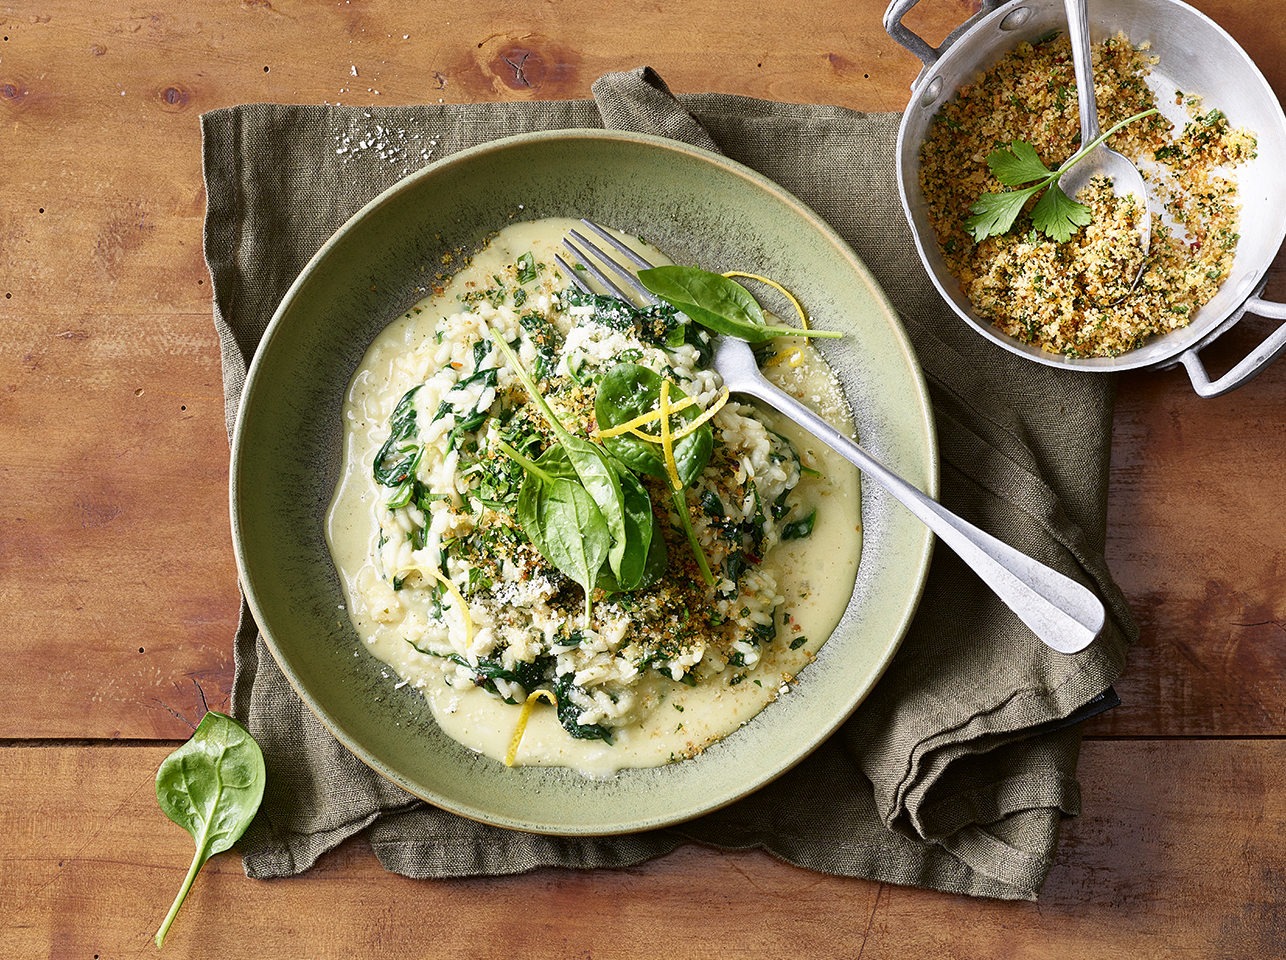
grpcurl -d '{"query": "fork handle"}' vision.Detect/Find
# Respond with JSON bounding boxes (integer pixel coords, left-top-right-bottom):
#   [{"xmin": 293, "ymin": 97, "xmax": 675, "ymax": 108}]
[{"xmin": 738, "ymin": 378, "xmax": 1106, "ymax": 654}]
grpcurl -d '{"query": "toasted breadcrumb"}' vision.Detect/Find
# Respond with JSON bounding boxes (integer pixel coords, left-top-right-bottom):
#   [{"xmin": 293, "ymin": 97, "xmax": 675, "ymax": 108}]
[{"xmin": 920, "ymin": 33, "xmax": 1257, "ymax": 358}]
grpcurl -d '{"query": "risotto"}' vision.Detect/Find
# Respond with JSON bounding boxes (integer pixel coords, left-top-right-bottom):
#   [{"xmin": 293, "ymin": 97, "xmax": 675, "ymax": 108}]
[{"xmin": 325, "ymin": 218, "xmax": 863, "ymax": 776}]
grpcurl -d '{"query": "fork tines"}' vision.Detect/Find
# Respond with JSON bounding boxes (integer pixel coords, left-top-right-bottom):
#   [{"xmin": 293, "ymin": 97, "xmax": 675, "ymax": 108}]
[{"xmin": 557, "ymin": 220, "xmax": 659, "ymax": 306}]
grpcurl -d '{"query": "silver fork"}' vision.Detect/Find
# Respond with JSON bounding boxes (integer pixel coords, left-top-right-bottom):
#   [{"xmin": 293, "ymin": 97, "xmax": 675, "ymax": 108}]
[{"xmin": 559, "ymin": 220, "xmax": 1105, "ymax": 654}]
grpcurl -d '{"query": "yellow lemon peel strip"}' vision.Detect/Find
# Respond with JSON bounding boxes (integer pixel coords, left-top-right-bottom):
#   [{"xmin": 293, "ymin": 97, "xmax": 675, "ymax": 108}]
[
  {"xmin": 593, "ymin": 385, "xmax": 724, "ymax": 445},
  {"xmin": 721, "ymin": 271, "xmax": 811, "ymax": 330},
  {"xmin": 763, "ymin": 347, "xmax": 804, "ymax": 369},
  {"xmin": 592, "ymin": 395, "xmax": 699, "ymax": 439},
  {"xmin": 505, "ymin": 689, "xmax": 559, "ymax": 767},
  {"xmin": 659, "ymin": 379, "xmax": 681, "ymax": 490},
  {"xmin": 673, "ymin": 386, "xmax": 729, "ymax": 440},
  {"xmin": 399, "ymin": 563, "xmax": 474, "ymax": 651}
]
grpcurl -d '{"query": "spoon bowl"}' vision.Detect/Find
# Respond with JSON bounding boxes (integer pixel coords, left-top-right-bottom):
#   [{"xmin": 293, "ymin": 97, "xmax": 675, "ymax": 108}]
[{"xmin": 1062, "ymin": 0, "xmax": 1151, "ymax": 297}]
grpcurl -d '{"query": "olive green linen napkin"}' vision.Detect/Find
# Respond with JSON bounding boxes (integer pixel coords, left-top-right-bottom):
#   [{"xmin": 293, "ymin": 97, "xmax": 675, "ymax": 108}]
[{"xmin": 203, "ymin": 67, "xmax": 1137, "ymax": 900}]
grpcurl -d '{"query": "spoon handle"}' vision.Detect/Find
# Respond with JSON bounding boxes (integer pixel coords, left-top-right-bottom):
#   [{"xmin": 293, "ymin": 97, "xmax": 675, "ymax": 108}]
[
  {"xmin": 1065, "ymin": 0, "xmax": 1102, "ymax": 141},
  {"xmin": 724, "ymin": 347, "xmax": 1106, "ymax": 654}
]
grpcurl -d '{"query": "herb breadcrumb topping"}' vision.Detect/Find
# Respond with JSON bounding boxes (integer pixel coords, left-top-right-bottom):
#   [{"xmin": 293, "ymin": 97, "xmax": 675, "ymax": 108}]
[{"xmin": 920, "ymin": 33, "xmax": 1257, "ymax": 358}]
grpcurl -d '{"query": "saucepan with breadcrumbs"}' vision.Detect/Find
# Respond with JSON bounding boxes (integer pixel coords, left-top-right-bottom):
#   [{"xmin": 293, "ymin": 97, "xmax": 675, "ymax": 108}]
[{"xmin": 885, "ymin": 0, "xmax": 1286, "ymax": 396}]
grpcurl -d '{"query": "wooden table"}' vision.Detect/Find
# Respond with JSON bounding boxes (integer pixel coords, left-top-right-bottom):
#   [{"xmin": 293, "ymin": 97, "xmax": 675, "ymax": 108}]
[{"xmin": 4, "ymin": 1, "xmax": 1284, "ymax": 956}]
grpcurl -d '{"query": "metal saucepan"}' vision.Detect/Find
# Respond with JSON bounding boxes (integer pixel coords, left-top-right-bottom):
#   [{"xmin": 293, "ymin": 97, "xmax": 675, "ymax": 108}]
[{"xmin": 885, "ymin": 0, "xmax": 1286, "ymax": 396}]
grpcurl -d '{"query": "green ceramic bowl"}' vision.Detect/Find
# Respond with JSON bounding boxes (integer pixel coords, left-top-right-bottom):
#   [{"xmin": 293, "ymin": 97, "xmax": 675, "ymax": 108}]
[{"xmin": 231, "ymin": 129, "xmax": 937, "ymax": 835}]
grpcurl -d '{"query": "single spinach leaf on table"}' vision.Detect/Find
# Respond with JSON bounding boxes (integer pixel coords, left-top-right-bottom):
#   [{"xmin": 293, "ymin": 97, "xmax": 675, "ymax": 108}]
[{"xmin": 154, "ymin": 711, "xmax": 265, "ymax": 947}]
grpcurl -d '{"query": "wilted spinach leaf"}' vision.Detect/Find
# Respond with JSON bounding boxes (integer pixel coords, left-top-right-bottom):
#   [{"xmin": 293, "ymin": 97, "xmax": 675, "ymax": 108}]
[
  {"xmin": 373, "ymin": 385, "xmax": 423, "ymax": 486},
  {"xmin": 595, "ymin": 362, "xmax": 715, "ymax": 584},
  {"xmin": 781, "ymin": 508, "xmax": 817, "ymax": 541}
]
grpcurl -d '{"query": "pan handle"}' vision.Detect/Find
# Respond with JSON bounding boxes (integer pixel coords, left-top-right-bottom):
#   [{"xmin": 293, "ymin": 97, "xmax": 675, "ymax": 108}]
[
  {"xmin": 883, "ymin": 0, "xmax": 1011, "ymax": 69},
  {"xmin": 1178, "ymin": 294, "xmax": 1286, "ymax": 398}
]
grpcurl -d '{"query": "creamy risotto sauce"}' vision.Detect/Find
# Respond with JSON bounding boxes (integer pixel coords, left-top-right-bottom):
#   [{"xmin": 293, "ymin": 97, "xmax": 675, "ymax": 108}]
[{"xmin": 326, "ymin": 218, "xmax": 862, "ymax": 777}]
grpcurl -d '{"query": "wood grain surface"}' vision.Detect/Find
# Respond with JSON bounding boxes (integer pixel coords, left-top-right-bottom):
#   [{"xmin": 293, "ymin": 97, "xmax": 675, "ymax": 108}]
[{"xmin": 2, "ymin": 0, "xmax": 1284, "ymax": 956}]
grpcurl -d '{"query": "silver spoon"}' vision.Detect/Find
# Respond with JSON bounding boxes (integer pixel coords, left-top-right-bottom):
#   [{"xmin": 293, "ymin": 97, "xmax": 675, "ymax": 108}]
[{"xmin": 1059, "ymin": 0, "xmax": 1151, "ymax": 293}]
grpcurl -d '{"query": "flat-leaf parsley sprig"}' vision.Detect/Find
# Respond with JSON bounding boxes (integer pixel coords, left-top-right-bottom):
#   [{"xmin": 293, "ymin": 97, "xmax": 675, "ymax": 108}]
[{"xmin": 964, "ymin": 107, "xmax": 1158, "ymax": 244}]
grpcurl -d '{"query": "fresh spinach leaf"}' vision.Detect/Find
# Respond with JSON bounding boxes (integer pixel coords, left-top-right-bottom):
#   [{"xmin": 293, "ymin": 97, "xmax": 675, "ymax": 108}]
[
  {"xmin": 595, "ymin": 363, "xmax": 715, "ymax": 584},
  {"xmin": 596, "ymin": 511, "xmax": 667, "ymax": 594},
  {"xmin": 595, "ymin": 363, "xmax": 712, "ymax": 488},
  {"xmin": 502, "ymin": 441, "xmax": 614, "ymax": 615},
  {"xmin": 488, "ymin": 331, "xmax": 635, "ymax": 587},
  {"xmin": 541, "ymin": 477, "xmax": 611, "ymax": 620},
  {"xmin": 637, "ymin": 266, "xmax": 841, "ymax": 343},
  {"xmin": 560, "ymin": 435, "xmax": 630, "ymax": 582},
  {"xmin": 607, "ymin": 458, "xmax": 658, "ymax": 592},
  {"xmin": 499, "ymin": 440, "xmax": 569, "ymax": 559},
  {"xmin": 154, "ymin": 712, "xmax": 265, "ymax": 947}
]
